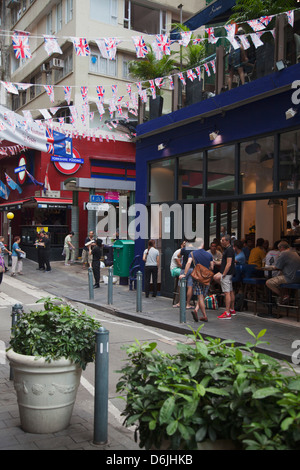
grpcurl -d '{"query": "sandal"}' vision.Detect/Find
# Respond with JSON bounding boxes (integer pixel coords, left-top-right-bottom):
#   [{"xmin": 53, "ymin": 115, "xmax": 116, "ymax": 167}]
[
  {"xmin": 172, "ymin": 303, "xmax": 180, "ymax": 308},
  {"xmin": 199, "ymin": 317, "xmax": 208, "ymax": 322},
  {"xmin": 191, "ymin": 310, "xmax": 198, "ymax": 322}
]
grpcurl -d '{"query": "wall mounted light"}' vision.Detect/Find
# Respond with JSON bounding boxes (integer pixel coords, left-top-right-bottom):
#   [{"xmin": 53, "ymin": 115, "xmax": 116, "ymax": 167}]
[
  {"xmin": 158, "ymin": 143, "xmax": 166, "ymax": 151},
  {"xmin": 275, "ymin": 60, "xmax": 287, "ymax": 71},
  {"xmin": 285, "ymin": 107, "xmax": 298, "ymax": 120},
  {"xmin": 209, "ymin": 130, "xmax": 219, "ymax": 141}
]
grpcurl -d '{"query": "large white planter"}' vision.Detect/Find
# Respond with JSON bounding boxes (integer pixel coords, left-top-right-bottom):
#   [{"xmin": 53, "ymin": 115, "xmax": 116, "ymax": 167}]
[{"xmin": 6, "ymin": 349, "xmax": 82, "ymax": 434}]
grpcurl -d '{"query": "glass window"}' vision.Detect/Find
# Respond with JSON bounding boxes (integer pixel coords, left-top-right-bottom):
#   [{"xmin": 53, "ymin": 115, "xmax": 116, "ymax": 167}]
[
  {"xmin": 178, "ymin": 153, "xmax": 203, "ymax": 200},
  {"xmin": 240, "ymin": 136, "xmax": 274, "ymax": 194},
  {"xmin": 150, "ymin": 159, "xmax": 175, "ymax": 203},
  {"xmin": 56, "ymin": 1, "xmax": 62, "ymax": 32},
  {"xmin": 65, "ymin": 0, "xmax": 73, "ymax": 23},
  {"xmin": 90, "ymin": 0, "xmax": 117, "ymax": 24},
  {"xmin": 124, "ymin": 1, "xmax": 166, "ymax": 34},
  {"xmin": 279, "ymin": 130, "xmax": 300, "ymax": 191},
  {"xmin": 89, "ymin": 51, "xmax": 117, "ymax": 76},
  {"xmin": 207, "ymin": 145, "xmax": 235, "ymax": 197}
]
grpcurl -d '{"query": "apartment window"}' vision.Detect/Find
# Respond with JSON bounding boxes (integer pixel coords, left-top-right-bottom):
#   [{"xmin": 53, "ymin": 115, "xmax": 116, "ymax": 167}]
[
  {"xmin": 90, "ymin": 0, "xmax": 117, "ymax": 25},
  {"xmin": 122, "ymin": 59, "xmax": 130, "ymax": 79},
  {"xmin": 54, "ymin": 49, "xmax": 73, "ymax": 82},
  {"xmin": 124, "ymin": 1, "xmax": 166, "ymax": 34},
  {"xmin": 90, "ymin": 51, "xmax": 117, "ymax": 76},
  {"xmin": 56, "ymin": 1, "xmax": 63, "ymax": 32},
  {"xmin": 65, "ymin": 0, "xmax": 73, "ymax": 23},
  {"xmin": 46, "ymin": 11, "xmax": 53, "ymax": 35}
]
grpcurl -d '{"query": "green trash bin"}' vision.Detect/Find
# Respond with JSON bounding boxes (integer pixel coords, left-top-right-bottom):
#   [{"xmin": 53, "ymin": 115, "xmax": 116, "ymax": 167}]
[{"xmin": 113, "ymin": 240, "xmax": 135, "ymax": 278}]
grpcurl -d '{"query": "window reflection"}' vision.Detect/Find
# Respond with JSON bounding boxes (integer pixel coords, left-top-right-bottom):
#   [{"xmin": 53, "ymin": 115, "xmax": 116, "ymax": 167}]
[
  {"xmin": 207, "ymin": 145, "xmax": 235, "ymax": 197},
  {"xmin": 150, "ymin": 159, "xmax": 175, "ymax": 203},
  {"xmin": 178, "ymin": 153, "xmax": 203, "ymax": 200},
  {"xmin": 280, "ymin": 130, "xmax": 300, "ymax": 191},
  {"xmin": 240, "ymin": 136, "xmax": 274, "ymax": 194}
]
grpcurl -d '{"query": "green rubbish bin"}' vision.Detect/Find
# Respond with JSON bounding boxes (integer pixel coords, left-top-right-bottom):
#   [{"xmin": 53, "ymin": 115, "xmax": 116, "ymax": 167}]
[{"xmin": 113, "ymin": 240, "xmax": 135, "ymax": 278}]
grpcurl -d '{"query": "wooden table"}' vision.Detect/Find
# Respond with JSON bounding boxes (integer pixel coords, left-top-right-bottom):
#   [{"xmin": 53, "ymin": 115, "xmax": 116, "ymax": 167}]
[{"xmin": 256, "ymin": 266, "xmax": 279, "ymax": 317}]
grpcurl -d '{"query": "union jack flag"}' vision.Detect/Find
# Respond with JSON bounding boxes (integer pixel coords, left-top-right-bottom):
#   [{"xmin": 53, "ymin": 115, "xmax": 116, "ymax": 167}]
[
  {"xmin": 72, "ymin": 37, "xmax": 90, "ymax": 56},
  {"xmin": 210, "ymin": 60, "xmax": 216, "ymax": 74},
  {"xmin": 12, "ymin": 31, "xmax": 32, "ymax": 59},
  {"xmin": 205, "ymin": 28, "xmax": 218, "ymax": 44},
  {"xmin": 126, "ymin": 83, "xmax": 132, "ymax": 97},
  {"xmin": 204, "ymin": 63, "xmax": 211, "ymax": 77},
  {"xmin": 44, "ymin": 85, "xmax": 54, "ymax": 103},
  {"xmin": 195, "ymin": 66, "xmax": 201, "ymax": 81},
  {"xmin": 179, "ymin": 31, "xmax": 191, "ymax": 47},
  {"xmin": 149, "ymin": 80, "xmax": 156, "ymax": 100},
  {"xmin": 286, "ymin": 10, "xmax": 294, "ymax": 28},
  {"xmin": 168, "ymin": 76, "xmax": 174, "ymax": 90},
  {"xmin": 155, "ymin": 78, "xmax": 164, "ymax": 89},
  {"xmin": 96, "ymin": 86, "xmax": 105, "ymax": 102},
  {"xmin": 46, "ymin": 127, "xmax": 55, "ymax": 154},
  {"xmin": 111, "ymin": 84, "xmax": 117, "ymax": 96},
  {"xmin": 156, "ymin": 34, "xmax": 171, "ymax": 55},
  {"xmin": 64, "ymin": 86, "xmax": 72, "ymax": 105},
  {"xmin": 80, "ymin": 86, "xmax": 88, "ymax": 103},
  {"xmin": 103, "ymin": 38, "xmax": 119, "ymax": 60},
  {"xmin": 187, "ymin": 69, "xmax": 196, "ymax": 82},
  {"xmin": 247, "ymin": 19, "xmax": 266, "ymax": 32},
  {"xmin": 43, "ymin": 35, "xmax": 62, "ymax": 56},
  {"xmin": 132, "ymin": 36, "xmax": 148, "ymax": 58},
  {"xmin": 177, "ymin": 72, "xmax": 186, "ymax": 85},
  {"xmin": 259, "ymin": 15, "xmax": 273, "ymax": 27}
]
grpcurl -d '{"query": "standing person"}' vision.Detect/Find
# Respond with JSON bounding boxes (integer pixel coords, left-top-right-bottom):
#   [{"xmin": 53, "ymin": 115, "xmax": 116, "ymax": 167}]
[
  {"xmin": 42, "ymin": 232, "xmax": 51, "ymax": 272},
  {"xmin": 64, "ymin": 231, "xmax": 75, "ymax": 266},
  {"xmin": 180, "ymin": 238, "xmax": 213, "ymax": 322},
  {"xmin": 207, "ymin": 241, "xmax": 223, "ymax": 272},
  {"xmin": 82, "ymin": 230, "xmax": 95, "ymax": 268},
  {"xmin": 213, "ymin": 234, "xmax": 236, "ymax": 319},
  {"xmin": 143, "ymin": 240, "xmax": 159, "ymax": 298},
  {"xmin": 11, "ymin": 236, "xmax": 25, "ymax": 277},
  {"xmin": 89, "ymin": 238, "xmax": 103, "ymax": 288},
  {"xmin": 178, "ymin": 241, "xmax": 194, "ymax": 309},
  {"xmin": 0, "ymin": 235, "xmax": 11, "ymax": 272},
  {"xmin": 0, "ymin": 244, "xmax": 4, "ymax": 288},
  {"xmin": 35, "ymin": 231, "xmax": 45, "ymax": 270}
]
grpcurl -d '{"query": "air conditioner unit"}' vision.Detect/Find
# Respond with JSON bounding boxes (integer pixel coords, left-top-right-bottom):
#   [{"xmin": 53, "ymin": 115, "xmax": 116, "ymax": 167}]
[{"xmin": 50, "ymin": 58, "xmax": 64, "ymax": 69}]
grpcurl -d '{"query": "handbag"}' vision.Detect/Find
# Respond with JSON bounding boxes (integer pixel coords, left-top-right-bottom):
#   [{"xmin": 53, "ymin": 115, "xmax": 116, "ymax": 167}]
[
  {"xmin": 205, "ymin": 294, "xmax": 218, "ymax": 310},
  {"xmin": 0, "ymin": 257, "xmax": 4, "ymax": 273},
  {"xmin": 191, "ymin": 253, "xmax": 214, "ymax": 286}
]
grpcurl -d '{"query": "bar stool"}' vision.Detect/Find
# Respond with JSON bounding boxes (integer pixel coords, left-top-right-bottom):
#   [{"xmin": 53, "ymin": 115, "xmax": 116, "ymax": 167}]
[
  {"xmin": 242, "ymin": 264, "xmax": 266, "ymax": 315},
  {"xmin": 172, "ymin": 276, "xmax": 180, "ymax": 305},
  {"xmin": 279, "ymin": 270, "xmax": 300, "ymax": 322}
]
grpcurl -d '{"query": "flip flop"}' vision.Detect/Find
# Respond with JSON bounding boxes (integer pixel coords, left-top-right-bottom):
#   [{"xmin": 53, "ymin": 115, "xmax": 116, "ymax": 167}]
[
  {"xmin": 191, "ymin": 310, "xmax": 199, "ymax": 322},
  {"xmin": 172, "ymin": 303, "xmax": 180, "ymax": 308},
  {"xmin": 186, "ymin": 306, "xmax": 193, "ymax": 309},
  {"xmin": 199, "ymin": 317, "xmax": 208, "ymax": 322}
]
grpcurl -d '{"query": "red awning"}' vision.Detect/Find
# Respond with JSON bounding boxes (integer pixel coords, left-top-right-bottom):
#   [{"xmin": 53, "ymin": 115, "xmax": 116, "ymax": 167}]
[{"xmin": 0, "ymin": 197, "xmax": 72, "ymax": 210}]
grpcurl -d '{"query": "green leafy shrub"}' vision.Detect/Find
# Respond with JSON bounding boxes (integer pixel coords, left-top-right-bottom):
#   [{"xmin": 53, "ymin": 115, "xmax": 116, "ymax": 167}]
[
  {"xmin": 116, "ymin": 326, "xmax": 300, "ymax": 450},
  {"xmin": 8, "ymin": 297, "xmax": 101, "ymax": 370}
]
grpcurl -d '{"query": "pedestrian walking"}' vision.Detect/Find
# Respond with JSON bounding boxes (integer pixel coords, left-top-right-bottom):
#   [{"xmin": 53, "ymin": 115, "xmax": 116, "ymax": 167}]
[
  {"xmin": 64, "ymin": 231, "xmax": 75, "ymax": 265},
  {"xmin": 213, "ymin": 234, "xmax": 236, "ymax": 319},
  {"xmin": 143, "ymin": 240, "xmax": 159, "ymax": 298},
  {"xmin": 0, "ymin": 244, "xmax": 4, "ymax": 288},
  {"xmin": 0, "ymin": 235, "xmax": 11, "ymax": 272},
  {"xmin": 11, "ymin": 236, "xmax": 25, "ymax": 277},
  {"xmin": 90, "ymin": 238, "xmax": 103, "ymax": 288},
  {"xmin": 82, "ymin": 231, "xmax": 95, "ymax": 268},
  {"xmin": 41, "ymin": 232, "xmax": 51, "ymax": 272},
  {"xmin": 35, "ymin": 231, "xmax": 45, "ymax": 270}
]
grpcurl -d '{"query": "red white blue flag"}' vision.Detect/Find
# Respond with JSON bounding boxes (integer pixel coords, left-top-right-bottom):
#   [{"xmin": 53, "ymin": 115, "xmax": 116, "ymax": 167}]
[
  {"xmin": 43, "ymin": 85, "xmax": 54, "ymax": 103},
  {"xmin": 132, "ymin": 36, "xmax": 148, "ymax": 58},
  {"xmin": 96, "ymin": 86, "xmax": 105, "ymax": 102},
  {"xmin": 80, "ymin": 86, "xmax": 88, "ymax": 103},
  {"xmin": 72, "ymin": 37, "xmax": 90, "ymax": 56},
  {"xmin": 156, "ymin": 34, "xmax": 171, "ymax": 55},
  {"xmin": 43, "ymin": 35, "xmax": 62, "ymax": 56},
  {"xmin": 12, "ymin": 31, "xmax": 32, "ymax": 59},
  {"xmin": 64, "ymin": 86, "xmax": 72, "ymax": 105}
]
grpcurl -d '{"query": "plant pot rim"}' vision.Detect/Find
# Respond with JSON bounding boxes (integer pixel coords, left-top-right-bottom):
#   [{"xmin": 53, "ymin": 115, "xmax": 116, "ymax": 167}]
[{"xmin": 6, "ymin": 348, "xmax": 79, "ymax": 369}]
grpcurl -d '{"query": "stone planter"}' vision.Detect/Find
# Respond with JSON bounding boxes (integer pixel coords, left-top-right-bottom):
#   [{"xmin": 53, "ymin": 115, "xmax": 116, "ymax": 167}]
[{"xmin": 7, "ymin": 349, "xmax": 82, "ymax": 434}]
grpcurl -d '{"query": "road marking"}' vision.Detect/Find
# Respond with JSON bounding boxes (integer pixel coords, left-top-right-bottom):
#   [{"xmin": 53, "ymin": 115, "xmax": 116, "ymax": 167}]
[
  {"xmin": 2, "ymin": 276, "xmax": 50, "ymax": 299},
  {"xmin": 0, "ymin": 292, "xmax": 21, "ymax": 306}
]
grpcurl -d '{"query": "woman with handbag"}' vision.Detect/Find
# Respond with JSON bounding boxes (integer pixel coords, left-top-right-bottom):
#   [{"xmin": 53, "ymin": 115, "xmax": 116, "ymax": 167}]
[
  {"xmin": 11, "ymin": 236, "xmax": 25, "ymax": 277},
  {"xmin": 180, "ymin": 239, "xmax": 214, "ymax": 322},
  {"xmin": 143, "ymin": 240, "xmax": 159, "ymax": 298}
]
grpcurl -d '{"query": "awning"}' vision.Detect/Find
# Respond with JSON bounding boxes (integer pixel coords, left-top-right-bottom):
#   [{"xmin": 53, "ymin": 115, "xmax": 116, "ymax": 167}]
[
  {"xmin": 171, "ymin": 0, "xmax": 236, "ymax": 39},
  {"xmin": 0, "ymin": 197, "xmax": 72, "ymax": 210}
]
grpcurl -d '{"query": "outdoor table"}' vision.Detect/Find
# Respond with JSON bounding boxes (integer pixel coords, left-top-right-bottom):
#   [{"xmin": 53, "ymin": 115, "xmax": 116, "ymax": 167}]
[{"xmin": 255, "ymin": 266, "xmax": 279, "ymax": 318}]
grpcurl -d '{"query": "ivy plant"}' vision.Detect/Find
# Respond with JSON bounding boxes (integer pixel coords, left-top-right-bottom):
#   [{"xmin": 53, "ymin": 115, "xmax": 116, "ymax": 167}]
[{"xmin": 8, "ymin": 297, "xmax": 101, "ymax": 370}]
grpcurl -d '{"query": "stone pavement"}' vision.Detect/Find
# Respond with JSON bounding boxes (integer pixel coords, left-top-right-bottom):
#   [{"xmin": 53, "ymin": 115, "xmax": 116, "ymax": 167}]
[{"xmin": 1, "ymin": 258, "xmax": 300, "ymax": 450}]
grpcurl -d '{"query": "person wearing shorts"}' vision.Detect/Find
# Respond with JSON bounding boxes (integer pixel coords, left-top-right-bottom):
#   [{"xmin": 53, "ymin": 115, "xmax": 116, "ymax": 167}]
[{"xmin": 213, "ymin": 234, "xmax": 236, "ymax": 319}]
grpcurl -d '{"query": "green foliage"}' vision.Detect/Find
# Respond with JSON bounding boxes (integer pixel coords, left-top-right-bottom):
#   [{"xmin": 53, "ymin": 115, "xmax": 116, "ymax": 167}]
[
  {"xmin": 230, "ymin": 0, "xmax": 296, "ymax": 23},
  {"xmin": 116, "ymin": 326, "xmax": 300, "ymax": 450},
  {"xmin": 8, "ymin": 297, "xmax": 101, "ymax": 370}
]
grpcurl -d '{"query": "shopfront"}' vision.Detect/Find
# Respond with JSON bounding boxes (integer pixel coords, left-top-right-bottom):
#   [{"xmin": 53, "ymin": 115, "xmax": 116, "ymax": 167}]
[{"xmin": 134, "ymin": 62, "xmax": 300, "ymax": 297}]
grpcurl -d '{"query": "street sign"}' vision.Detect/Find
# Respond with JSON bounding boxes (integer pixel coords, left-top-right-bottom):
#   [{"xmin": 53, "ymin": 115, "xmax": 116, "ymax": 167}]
[
  {"xmin": 90, "ymin": 195, "xmax": 105, "ymax": 203},
  {"xmin": 86, "ymin": 203, "xmax": 110, "ymax": 211}
]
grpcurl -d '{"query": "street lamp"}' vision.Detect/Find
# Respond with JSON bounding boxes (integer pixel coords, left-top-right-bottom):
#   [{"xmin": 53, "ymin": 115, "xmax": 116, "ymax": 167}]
[{"xmin": 7, "ymin": 212, "xmax": 14, "ymax": 266}]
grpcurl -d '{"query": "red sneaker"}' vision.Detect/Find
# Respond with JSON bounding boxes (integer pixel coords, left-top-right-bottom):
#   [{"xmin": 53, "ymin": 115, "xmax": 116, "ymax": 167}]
[
  {"xmin": 230, "ymin": 309, "xmax": 236, "ymax": 316},
  {"xmin": 218, "ymin": 311, "xmax": 231, "ymax": 320}
]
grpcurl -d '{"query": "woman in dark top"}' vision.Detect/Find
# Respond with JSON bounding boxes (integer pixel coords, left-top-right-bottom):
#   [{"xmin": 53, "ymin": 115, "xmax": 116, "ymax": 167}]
[{"xmin": 90, "ymin": 238, "xmax": 103, "ymax": 288}]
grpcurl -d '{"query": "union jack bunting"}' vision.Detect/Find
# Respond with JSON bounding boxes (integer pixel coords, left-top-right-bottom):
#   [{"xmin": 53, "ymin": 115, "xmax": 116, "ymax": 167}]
[
  {"xmin": 111, "ymin": 84, "xmax": 118, "ymax": 96},
  {"xmin": 136, "ymin": 82, "xmax": 143, "ymax": 96},
  {"xmin": 149, "ymin": 80, "xmax": 156, "ymax": 100},
  {"xmin": 12, "ymin": 31, "xmax": 32, "ymax": 59},
  {"xmin": 177, "ymin": 72, "xmax": 186, "ymax": 86},
  {"xmin": 247, "ymin": 19, "xmax": 266, "ymax": 32},
  {"xmin": 126, "ymin": 83, "xmax": 132, "ymax": 97},
  {"xmin": 96, "ymin": 86, "xmax": 105, "ymax": 102},
  {"xmin": 64, "ymin": 86, "xmax": 72, "ymax": 105},
  {"xmin": 250, "ymin": 33, "xmax": 264, "ymax": 49},
  {"xmin": 1, "ymin": 81, "xmax": 18, "ymax": 95},
  {"xmin": 155, "ymin": 78, "xmax": 164, "ymax": 89},
  {"xmin": 132, "ymin": 36, "xmax": 148, "ymax": 58},
  {"xmin": 116, "ymin": 105, "xmax": 123, "ymax": 116},
  {"xmin": 152, "ymin": 39, "xmax": 163, "ymax": 60},
  {"xmin": 179, "ymin": 31, "xmax": 191, "ymax": 47},
  {"xmin": 156, "ymin": 34, "xmax": 171, "ymax": 55},
  {"xmin": 43, "ymin": 85, "xmax": 54, "ymax": 103},
  {"xmin": 80, "ymin": 86, "xmax": 88, "ymax": 103},
  {"xmin": 168, "ymin": 76, "xmax": 174, "ymax": 90},
  {"xmin": 139, "ymin": 89, "xmax": 147, "ymax": 103},
  {"xmin": 240, "ymin": 35, "xmax": 251, "ymax": 50},
  {"xmin": 204, "ymin": 63, "xmax": 211, "ymax": 77},
  {"xmin": 43, "ymin": 35, "xmax": 62, "ymax": 56},
  {"xmin": 205, "ymin": 28, "xmax": 218, "ymax": 44},
  {"xmin": 260, "ymin": 15, "xmax": 274, "ymax": 27},
  {"xmin": 286, "ymin": 10, "xmax": 294, "ymax": 27},
  {"xmin": 210, "ymin": 60, "xmax": 216, "ymax": 74},
  {"xmin": 45, "ymin": 127, "xmax": 55, "ymax": 154},
  {"xmin": 72, "ymin": 37, "xmax": 90, "ymax": 56},
  {"xmin": 195, "ymin": 66, "xmax": 201, "ymax": 81},
  {"xmin": 97, "ymin": 38, "xmax": 120, "ymax": 60},
  {"xmin": 187, "ymin": 69, "xmax": 196, "ymax": 82},
  {"xmin": 192, "ymin": 38, "xmax": 202, "ymax": 44},
  {"xmin": 96, "ymin": 101, "xmax": 105, "ymax": 117}
]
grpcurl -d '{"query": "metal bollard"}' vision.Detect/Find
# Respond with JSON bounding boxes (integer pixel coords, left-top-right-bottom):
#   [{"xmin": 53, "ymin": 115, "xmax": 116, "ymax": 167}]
[
  {"xmin": 88, "ymin": 267, "xmax": 94, "ymax": 300},
  {"xmin": 93, "ymin": 327, "xmax": 109, "ymax": 445},
  {"xmin": 179, "ymin": 277, "xmax": 186, "ymax": 323},
  {"xmin": 10, "ymin": 303, "xmax": 24, "ymax": 380},
  {"xmin": 136, "ymin": 271, "xmax": 142, "ymax": 313},
  {"xmin": 107, "ymin": 267, "xmax": 113, "ymax": 305}
]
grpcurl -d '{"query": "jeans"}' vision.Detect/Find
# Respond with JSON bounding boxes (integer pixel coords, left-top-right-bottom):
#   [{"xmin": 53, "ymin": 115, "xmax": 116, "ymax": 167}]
[{"xmin": 145, "ymin": 265, "xmax": 158, "ymax": 297}]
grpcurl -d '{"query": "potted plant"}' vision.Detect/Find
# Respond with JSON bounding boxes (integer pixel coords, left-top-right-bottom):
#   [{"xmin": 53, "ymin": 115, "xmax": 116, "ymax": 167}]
[
  {"xmin": 6, "ymin": 297, "xmax": 101, "ymax": 434},
  {"xmin": 116, "ymin": 326, "xmax": 300, "ymax": 450},
  {"xmin": 128, "ymin": 44, "xmax": 178, "ymax": 119}
]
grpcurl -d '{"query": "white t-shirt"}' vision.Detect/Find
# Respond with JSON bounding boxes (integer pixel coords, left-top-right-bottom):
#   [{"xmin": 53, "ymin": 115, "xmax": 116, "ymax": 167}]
[
  {"xmin": 144, "ymin": 247, "xmax": 159, "ymax": 266},
  {"xmin": 170, "ymin": 249, "xmax": 181, "ymax": 271}
]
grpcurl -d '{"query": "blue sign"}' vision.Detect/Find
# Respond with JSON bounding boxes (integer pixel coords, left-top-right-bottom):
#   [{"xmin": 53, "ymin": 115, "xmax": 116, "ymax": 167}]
[
  {"xmin": 90, "ymin": 195, "xmax": 105, "ymax": 203},
  {"xmin": 14, "ymin": 165, "xmax": 26, "ymax": 174},
  {"xmin": 51, "ymin": 156, "xmax": 84, "ymax": 164}
]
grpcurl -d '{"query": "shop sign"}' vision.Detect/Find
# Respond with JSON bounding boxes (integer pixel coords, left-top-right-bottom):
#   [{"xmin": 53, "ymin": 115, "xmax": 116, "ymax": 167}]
[
  {"xmin": 53, "ymin": 148, "xmax": 83, "ymax": 175},
  {"xmin": 86, "ymin": 203, "xmax": 110, "ymax": 211},
  {"xmin": 15, "ymin": 154, "xmax": 27, "ymax": 184},
  {"xmin": 105, "ymin": 191, "xmax": 119, "ymax": 203}
]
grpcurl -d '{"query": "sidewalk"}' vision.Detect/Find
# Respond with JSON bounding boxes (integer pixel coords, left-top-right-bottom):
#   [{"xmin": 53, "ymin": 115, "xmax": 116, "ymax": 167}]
[{"xmin": 1, "ymin": 258, "xmax": 299, "ymax": 450}]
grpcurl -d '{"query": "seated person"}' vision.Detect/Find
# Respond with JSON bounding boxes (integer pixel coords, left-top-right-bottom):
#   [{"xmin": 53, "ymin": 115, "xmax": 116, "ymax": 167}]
[
  {"xmin": 248, "ymin": 237, "xmax": 265, "ymax": 268},
  {"xmin": 264, "ymin": 240, "xmax": 280, "ymax": 277},
  {"xmin": 293, "ymin": 218, "xmax": 300, "ymax": 236},
  {"xmin": 170, "ymin": 241, "xmax": 184, "ymax": 278},
  {"xmin": 266, "ymin": 240, "xmax": 300, "ymax": 304},
  {"xmin": 233, "ymin": 240, "xmax": 246, "ymax": 265}
]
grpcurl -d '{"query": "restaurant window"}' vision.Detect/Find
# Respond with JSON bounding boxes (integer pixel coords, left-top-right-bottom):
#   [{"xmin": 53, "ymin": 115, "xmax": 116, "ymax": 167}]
[
  {"xmin": 279, "ymin": 130, "xmax": 300, "ymax": 192},
  {"xmin": 149, "ymin": 159, "xmax": 175, "ymax": 203},
  {"xmin": 240, "ymin": 136, "xmax": 274, "ymax": 194},
  {"xmin": 124, "ymin": 1, "xmax": 166, "ymax": 34},
  {"xmin": 178, "ymin": 153, "xmax": 203, "ymax": 200},
  {"xmin": 207, "ymin": 145, "xmax": 235, "ymax": 197}
]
